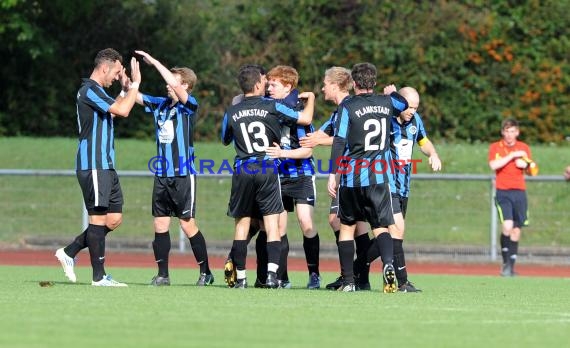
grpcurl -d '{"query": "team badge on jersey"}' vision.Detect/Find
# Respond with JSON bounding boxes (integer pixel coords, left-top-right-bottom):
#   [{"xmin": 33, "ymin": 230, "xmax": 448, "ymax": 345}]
[{"xmin": 409, "ymin": 125, "xmax": 417, "ymax": 135}]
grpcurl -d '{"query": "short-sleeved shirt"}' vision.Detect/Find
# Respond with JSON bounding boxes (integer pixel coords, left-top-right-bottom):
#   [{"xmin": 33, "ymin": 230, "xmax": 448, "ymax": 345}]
[
  {"xmin": 142, "ymin": 94, "xmax": 199, "ymax": 177},
  {"xmin": 488, "ymin": 140, "xmax": 531, "ymax": 190},
  {"xmin": 334, "ymin": 93, "xmax": 408, "ymax": 187},
  {"xmin": 318, "ymin": 96, "xmax": 352, "ymax": 137},
  {"xmin": 275, "ymin": 90, "xmax": 315, "ymax": 178},
  {"xmin": 221, "ymin": 96, "xmax": 300, "ymax": 165},
  {"xmin": 389, "ymin": 112, "xmax": 428, "ymax": 197},
  {"xmin": 75, "ymin": 78, "xmax": 117, "ymax": 170}
]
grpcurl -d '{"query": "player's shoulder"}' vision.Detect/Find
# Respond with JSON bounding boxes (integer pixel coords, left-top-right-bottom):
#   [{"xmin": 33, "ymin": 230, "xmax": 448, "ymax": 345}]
[{"xmin": 488, "ymin": 140, "xmax": 502, "ymax": 150}]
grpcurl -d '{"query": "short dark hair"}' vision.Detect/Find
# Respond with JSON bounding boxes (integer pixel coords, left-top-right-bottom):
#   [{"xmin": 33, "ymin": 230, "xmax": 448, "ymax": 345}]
[
  {"xmin": 237, "ymin": 65, "xmax": 263, "ymax": 94},
  {"xmin": 94, "ymin": 48, "xmax": 123, "ymax": 68},
  {"xmin": 501, "ymin": 118, "xmax": 519, "ymax": 130},
  {"xmin": 351, "ymin": 62, "xmax": 377, "ymax": 90}
]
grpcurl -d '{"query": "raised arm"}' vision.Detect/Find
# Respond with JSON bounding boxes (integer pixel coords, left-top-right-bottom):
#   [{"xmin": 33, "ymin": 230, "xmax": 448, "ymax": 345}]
[
  {"xmin": 135, "ymin": 50, "xmax": 189, "ymax": 104},
  {"xmin": 109, "ymin": 57, "xmax": 141, "ymax": 117},
  {"xmin": 296, "ymin": 92, "xmax": 315, "ymax": 125}
]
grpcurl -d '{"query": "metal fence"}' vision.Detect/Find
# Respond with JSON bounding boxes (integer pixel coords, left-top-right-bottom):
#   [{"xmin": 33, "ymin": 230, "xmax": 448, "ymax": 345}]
[{"xmin": 0, "ymin": 169, "xmax": 568, "ymax": 263}]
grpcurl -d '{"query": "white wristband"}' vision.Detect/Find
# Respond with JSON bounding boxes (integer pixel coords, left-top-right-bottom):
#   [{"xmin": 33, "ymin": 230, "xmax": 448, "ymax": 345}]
[
  {"xmin": 120, "ymin": 90, "xmax": 126, "ymax": 97},
  {"xmin": 130, "ymin": 82, "xmax": 140, "ymax": 90}
]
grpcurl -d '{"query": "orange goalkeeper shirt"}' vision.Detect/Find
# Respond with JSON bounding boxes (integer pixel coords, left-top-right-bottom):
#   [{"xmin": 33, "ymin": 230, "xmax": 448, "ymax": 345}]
[{"xmin": 488, "ymin": 140, "xmax": 531, "ymax": 190}]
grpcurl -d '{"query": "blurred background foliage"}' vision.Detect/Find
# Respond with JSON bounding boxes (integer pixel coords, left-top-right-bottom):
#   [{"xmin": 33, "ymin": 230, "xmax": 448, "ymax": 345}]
[{"xmin": 0, "ymin": 0, "xmax": 568, "ymax": 143}]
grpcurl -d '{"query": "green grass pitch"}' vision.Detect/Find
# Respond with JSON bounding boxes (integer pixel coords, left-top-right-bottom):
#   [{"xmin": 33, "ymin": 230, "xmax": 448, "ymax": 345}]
[{"xmin": 1, "ymin": 265, "xmax": 568, "ymax": 347}]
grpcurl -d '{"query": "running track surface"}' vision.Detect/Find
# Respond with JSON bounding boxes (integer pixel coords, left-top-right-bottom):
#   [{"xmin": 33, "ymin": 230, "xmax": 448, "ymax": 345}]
[{"xmin": 1, "ymin": 249, "xmax": 569, "ymax": 277}]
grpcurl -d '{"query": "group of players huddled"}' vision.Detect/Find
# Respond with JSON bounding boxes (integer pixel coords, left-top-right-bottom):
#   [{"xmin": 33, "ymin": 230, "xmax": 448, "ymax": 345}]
[{"xmin": 55, "ymin": 48, "xmax": 441, "ymax": 292}]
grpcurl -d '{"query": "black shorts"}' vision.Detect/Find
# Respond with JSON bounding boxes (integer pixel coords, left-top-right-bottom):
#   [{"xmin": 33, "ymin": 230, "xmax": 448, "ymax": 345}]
[
  {"xmin": 152, "ymin": 175, "xmax": 196, "ymax": 219},
  {"xmin": 329, "ymin": 195, "xmax": 339, "ymax": 215},
  {"xmin": 391, "ymin": 193, "xmax": 408, "ymax": 218},
  {"xmin": 495, "ymin": 189, "xmax": 528, "ymax": 228},
  {"xmin": 227, "ymin": 163, "xmax": 284, "ymax": 218},
  {"xmin": 76, "ymin": 169, "xmax": 123, "ymax": 215},
  {"xmin": 281, "ymin": 176, "xmax": 316, "ymax": 212},
  {"xmin": 338, "ymin": 183, "xmax": 394, "ymax": 229}
]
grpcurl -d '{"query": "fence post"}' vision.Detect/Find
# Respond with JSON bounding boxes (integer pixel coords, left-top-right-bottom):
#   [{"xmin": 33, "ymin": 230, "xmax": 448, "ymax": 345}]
[
  {"xmin": 489, "ymin": 177, "xmax": 497, "ymax": 262},
  {"xmin": 82, "ymin": 204, "xmax": 88, "ymax": 231},
  {"xmin": 179, "ymin": 227, "xmax": 186, "ymax": 252}
]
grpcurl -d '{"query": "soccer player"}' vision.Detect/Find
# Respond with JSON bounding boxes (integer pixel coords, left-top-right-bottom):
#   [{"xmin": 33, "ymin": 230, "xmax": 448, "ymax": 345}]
[
  {"xmin": 328, "ymin": 62, "xmax": 408, "ymax": 292},
  {"xmin": 133, "ymin": 50, "xmax": 213, "ymax": 286},
  {"xmin": 387, "ymin": 86, "xmax": 441, "ymax": 292},
  {"xmin": 264, "ymin": 65, "xmax": 321, "ymax": 289},
  {"xmin": 221, "ymin": 65, "xmax": 315, "ymax": 288},
  {"xmin": 299, "ymin": 66, "xmax": 372, "ymax": 291},
  {"xmin": 55, "ymin": 48, "xmax": 141, "ymax": 286},
  {"xmin": 488, "ymin": 118, "xmax": 535, "ymax": 276}
]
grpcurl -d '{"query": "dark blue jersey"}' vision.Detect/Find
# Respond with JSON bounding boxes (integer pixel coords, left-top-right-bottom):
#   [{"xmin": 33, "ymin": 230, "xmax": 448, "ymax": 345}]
[
  {"xmin": 333, "ymin": 92, "xmax": 407, "ymax": 187},
  {"xmin": 318, "ymin": 95, "xmax": 352, "ymax": 137},
  {"xmin": 276, "ymin": 90, "xmax": 315, "ymax": 178},
  {"xmin": 142, "ymin": 94, "xmax": 199, "ymax": 177},
  {"xmin": 221, "ymin": 96, "xmax": 301, "ymax": 166},
  {"xmin": 390, "ymin": 112, "xmax": 428, "ymax": 197},
  {"xmin": 75, "ymin": 78, "xmax": 117, "ymax": 170}
]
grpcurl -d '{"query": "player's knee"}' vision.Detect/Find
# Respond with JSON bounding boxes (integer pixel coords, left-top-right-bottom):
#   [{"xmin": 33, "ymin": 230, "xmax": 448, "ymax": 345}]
[
  {"xmin": 328, "ymin": 215, "xmax": 340, "ymax": 230},
  {"xmin": 106, "ymin": 216, "xmax": 122, "ymax": 231}
]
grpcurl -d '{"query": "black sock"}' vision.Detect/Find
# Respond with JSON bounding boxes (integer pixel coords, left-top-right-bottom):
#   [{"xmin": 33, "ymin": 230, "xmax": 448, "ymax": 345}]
[
  {"xmin": 189, "ymin": 231, "xmax": 210, "ymax": 274},
  {"xmin": 64, "ymin": 228, "xmax": 88, "ymax": 258},
  {"xmin": 303, "ymin": 234, "xmax": 320, "ymax": 275},
  {"xmin": 354, "ymin": 234, "xmax": 371, "ymax": 283},
  {"xmin": 393, "ymin": 238, "xmax": 407, "ymax": 285},
  {"xmin": 500, "ymin": 234, "xmax": 510, "ymax": 265},
  {"xmin": 333, "ymin": 230, "xmax": 340, "ymax": 246},
  {"xmin": 377, "ymin": 233, "xmax": 394, "ymax": 265},
  {"xmin": 266, "ymin": 240, "xmax": 281, "ymax": 268},
  {"xmin": 256, "ymin": 230, "xmax": 268, "ymax": 281},
  {"xmin": 247, "ymin": 225, "xmax": 259, "ymax": 242},
  {"xmin": 366, "ymin": 238, "xmax": 381, "ymax": 264},
  {"xmin": 509, "ymin": 239, "xmax": 518, "ymax": 269},
  {"xmin": 232, "ymin": 240, "xmax": 248, "ymax": 273},
  {"xmin": 278, "ymin": 234, "xmax": 289, "ymax": 281},
  {"xmin": 65, "ymin": 225, "xmax": 113, "ymax": 258},
  {"xmin": 152, "ymin": 232, "xmax": 171, "ymax": 277},
  {"xmin": 338, "ymin": 240, "xmax": 355, "ymax": 283},
  {"xmin": 86, "ymin": 224, "xmax": 107, "ymax": 281}
]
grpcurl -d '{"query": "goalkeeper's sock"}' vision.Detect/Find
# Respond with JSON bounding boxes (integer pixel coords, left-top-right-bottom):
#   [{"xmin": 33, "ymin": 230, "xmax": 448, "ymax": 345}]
[
  {"xmin": 509, "ymin": 239, "xmax": 518, "ymax": 270},
  {"xmin": 500, "ymin": 234, "xmax": 510, "ymax": 265}
]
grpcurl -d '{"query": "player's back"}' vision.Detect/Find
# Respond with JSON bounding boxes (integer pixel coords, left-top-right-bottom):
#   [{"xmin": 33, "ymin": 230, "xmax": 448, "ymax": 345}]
[
  {"xmin": 223, "ymin": 96, "xmax": 290, "ymax": 162},
  {"xmin": 340, "ymin": 93, "xmax": 394, "ymax": 161}
]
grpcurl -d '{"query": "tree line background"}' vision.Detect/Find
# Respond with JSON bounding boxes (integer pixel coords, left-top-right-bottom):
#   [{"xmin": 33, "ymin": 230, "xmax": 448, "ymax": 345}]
[{"xmin": 1, "ymin": 0, "xmax": 568, "ymax": 143}]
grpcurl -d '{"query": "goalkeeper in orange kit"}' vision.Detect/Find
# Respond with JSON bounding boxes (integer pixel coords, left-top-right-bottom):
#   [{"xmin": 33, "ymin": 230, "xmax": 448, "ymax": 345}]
[{"xmin": 488, "ymin": 118, "xmax": 537, "ymax": 277}]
